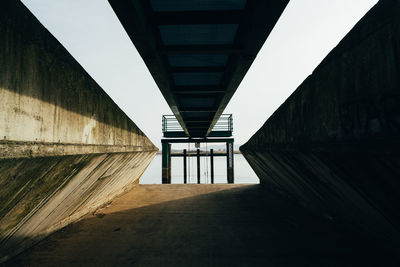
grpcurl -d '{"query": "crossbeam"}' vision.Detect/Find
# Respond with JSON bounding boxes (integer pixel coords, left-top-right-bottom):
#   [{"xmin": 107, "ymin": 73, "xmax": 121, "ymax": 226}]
[
  {"xmin": 170, "ymin": 153, "xmax": 226, "ymax": 157},
  {"xmin": 158, "ymin": 45, "xmax": 243, "ymax": 55},
  {"xmin": 154, "ymin": 10, "xmax": 243, "ymax": 25},
  {"xmin": 162, "ymin": 138, "xmax": 233, "ymax": 144}
]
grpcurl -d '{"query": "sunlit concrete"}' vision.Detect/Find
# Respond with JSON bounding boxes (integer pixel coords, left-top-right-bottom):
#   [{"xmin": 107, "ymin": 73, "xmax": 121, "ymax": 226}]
[{"xmin": 0, "ymin": 1, "xmax": 157, "ymax": 262}]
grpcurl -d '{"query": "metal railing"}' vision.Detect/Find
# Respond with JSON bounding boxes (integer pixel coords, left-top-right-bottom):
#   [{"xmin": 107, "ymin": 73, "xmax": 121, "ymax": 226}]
[
  {"xmin": 212, "ymin": 114, "xmax": 233, "ymax": 132},
  {"xmin": 162, "ymin": 114, "xmax": 233, "ymax": 135},
  {"xmin": 162, "ymin": 115, "xmax": 184, "ymax": 133}
]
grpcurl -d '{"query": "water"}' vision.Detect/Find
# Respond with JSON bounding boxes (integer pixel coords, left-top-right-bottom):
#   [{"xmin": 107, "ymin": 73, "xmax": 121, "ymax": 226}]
[{"xmin": 140, "ymin": 153, "xmax": 259, "ymax": 184}]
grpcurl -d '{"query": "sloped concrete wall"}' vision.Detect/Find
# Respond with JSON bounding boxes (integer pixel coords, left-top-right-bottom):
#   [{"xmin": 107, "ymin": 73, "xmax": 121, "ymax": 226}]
[
  {"xmin": 0, "ymin": 0, "xmax": 157, "ymax": 262},
  {"xmin": 241, "ymin": 0, "xmax": 400, "ymax": 248},
  {"xmin": 0, "ymin": 1, "xmax": 155, "ymax": 154}
]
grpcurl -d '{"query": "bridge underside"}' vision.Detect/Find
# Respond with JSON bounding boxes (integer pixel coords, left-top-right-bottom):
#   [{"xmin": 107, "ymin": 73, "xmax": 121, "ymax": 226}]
[{"xmin": 109, "ymin": 0, "xmax": 289, "ymax": 137}]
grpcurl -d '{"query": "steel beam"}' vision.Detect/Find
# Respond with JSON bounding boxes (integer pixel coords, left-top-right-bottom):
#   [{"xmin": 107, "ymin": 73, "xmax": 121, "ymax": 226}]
[
  {"xmin": 210, "ymin": 149, "xmax": 214, "ymax": 184},
  {"xmin": 162, "ymin": 142, "xmax": 171, "ymax": 184},
  {"xmin": 226, "ymin": 140, "xmax": 234, "ymax": 184}
]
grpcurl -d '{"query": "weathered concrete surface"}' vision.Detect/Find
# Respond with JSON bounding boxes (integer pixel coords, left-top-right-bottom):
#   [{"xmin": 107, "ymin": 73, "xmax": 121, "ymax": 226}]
[
  {"xmin": 0, "ymin": 0, "xmax": 155, "ymax": 156},
  {"xmin": 0, "ymin": 0, "xmax": 157, "ymax": 262},
  {"xmin": 0, "ymin": 152, "xmax": 156, "ymax": 262},
  {"xmin": 6, "ymin": 185, "xmax": 399, "ymax": 266},
  {"xmin": 241, "ymin": 0, "xmax": 400, "ymax": 249}
]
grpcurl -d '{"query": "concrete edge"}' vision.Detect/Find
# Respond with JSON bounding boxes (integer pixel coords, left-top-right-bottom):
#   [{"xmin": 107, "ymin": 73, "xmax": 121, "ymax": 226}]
[{"xmin": 0, "ymin": 140, "xmax": 158, "ymax": 159}]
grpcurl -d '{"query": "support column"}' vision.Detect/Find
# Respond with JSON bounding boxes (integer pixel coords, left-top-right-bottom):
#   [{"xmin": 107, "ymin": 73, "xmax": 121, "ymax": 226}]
[
  {"xmin": 197, "ymin": 148, "xmax": 200, "ymax": 184},
  {"xmin": 227, "ymin": 141, "xmax": 234, "ymax": 184},
  {"xmin": 162, "ymin": 142, "xmax": 171, "ymax": 184},
  {"xmin": 183, "ymin": 149, "xmax": 187, "ymax": 184},
  {"xmin": 210, "ymin": 149, "xmax": 214, "ymax": 184}
]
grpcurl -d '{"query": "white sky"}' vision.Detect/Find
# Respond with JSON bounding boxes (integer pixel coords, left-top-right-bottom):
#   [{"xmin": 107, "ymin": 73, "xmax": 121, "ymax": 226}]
[{"xmin": 21, "ymin": 0, "xmax": 378, "ymax": 148}]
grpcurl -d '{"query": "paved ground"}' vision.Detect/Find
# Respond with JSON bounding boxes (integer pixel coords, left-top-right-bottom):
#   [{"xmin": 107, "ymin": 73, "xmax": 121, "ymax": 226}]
[{"xmin": 6, "ymin": 184, "xmax": 398, "ymax": 266}]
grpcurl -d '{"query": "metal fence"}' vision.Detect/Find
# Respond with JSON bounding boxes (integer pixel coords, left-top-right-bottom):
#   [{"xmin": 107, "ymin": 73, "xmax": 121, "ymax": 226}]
[{"xmin": 162, "ymin": 114, "xmax": 233, "ymax": 134}]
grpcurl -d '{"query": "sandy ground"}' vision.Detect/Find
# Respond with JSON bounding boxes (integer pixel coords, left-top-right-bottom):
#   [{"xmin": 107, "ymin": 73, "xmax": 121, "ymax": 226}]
[{"xmin": 6, "ymin": 184, "xmax": 398, "ymax": 266}]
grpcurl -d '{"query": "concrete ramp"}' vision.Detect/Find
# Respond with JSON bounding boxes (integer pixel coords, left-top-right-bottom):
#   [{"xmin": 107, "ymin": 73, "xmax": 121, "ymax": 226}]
[
  {"xmin": 0, "ymin": 0, "xmax": 157, "ymax": 262},
  {"xmin": 6, "ymin": 185, "xmax": 399, "ymax": 266}
]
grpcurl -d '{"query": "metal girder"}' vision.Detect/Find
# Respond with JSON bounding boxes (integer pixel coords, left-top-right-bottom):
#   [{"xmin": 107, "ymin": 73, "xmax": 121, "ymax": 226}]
[{"xmin": 108, "ymin": 0, "xmax": 289, "ymax": 138}]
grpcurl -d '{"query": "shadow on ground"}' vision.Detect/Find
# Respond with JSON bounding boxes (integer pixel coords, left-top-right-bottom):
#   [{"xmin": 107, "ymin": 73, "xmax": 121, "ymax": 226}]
[{"xmin": 5, "ymin": 184, "xmax": 400, "ymax": 267}]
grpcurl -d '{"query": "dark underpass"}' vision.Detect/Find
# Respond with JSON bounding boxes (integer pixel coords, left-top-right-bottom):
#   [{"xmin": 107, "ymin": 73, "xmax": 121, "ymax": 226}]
[{"xmin": 1, "ymin": 0, "xmax": 400, "ymax": 266}]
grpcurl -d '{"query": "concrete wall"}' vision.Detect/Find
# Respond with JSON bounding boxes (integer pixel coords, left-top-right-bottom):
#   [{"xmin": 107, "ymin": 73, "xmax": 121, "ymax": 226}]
[
  {"xmin": 241, "ymin": 0, "xmax": 400, "ymax": 249},
  {"xmin": 0, "ymin": 0, "xmax": 157, "ymax": 262}
]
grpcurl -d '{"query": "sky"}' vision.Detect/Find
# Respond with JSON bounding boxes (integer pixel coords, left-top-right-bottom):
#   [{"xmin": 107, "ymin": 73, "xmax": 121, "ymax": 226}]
[{"xmin": 21, "ymin": 0, "xmax": 378, "ymax": 149}]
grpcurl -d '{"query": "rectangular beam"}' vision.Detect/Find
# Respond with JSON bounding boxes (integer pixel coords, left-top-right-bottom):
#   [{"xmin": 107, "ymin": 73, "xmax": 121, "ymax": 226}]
[
  {"xmin": 172, "ymin": 86, "xmax": 225, "ymax": 94},
  {"xmin": 186, "ymin": 126, "xmax": 212, "ymax": 129},
  {"xmin": 180, "ymin": 109, "xmax": 218, "ymax": 112},
  {"xmin": 170, "ymin": 66, "xmax": 226, "ymax": 73},
  {"xmin": 154, "ymin": 10, "xmax": 243, "ymax": 25},
  {"xmin": 227, "ymin": 141, "xmax": 234, "ymax": 184},
  {"xmin": 210, "ymin": 149, "xmax": 214, "ymax": 184},
  {"xmin": 162, "ymin": 138, "xmax": 233, "ymax": 144},
  {"xmin": 162, "ymin": 143, "xmax": 171, "ymax": 184},
  {"xmin": 197, "ymin": 148, "xmax": 200, "ymax": 184},
  {"xmin": 158, "ymin": 45, "xmax": 243, "ymax": 55},
  {"xmin": 183, "ymin": 149, "xmax": 187, "ymax": 184},
  {"xmin": 171, "ymin": 153, "xmax": 227, "ymax": 157},
  {"xmin": 174, "ymin": 91, "xmax": 224, "ymax": 95},
  {"xmin": 184, "ymin": 120, "xmax": 213, "ymax": 123}
]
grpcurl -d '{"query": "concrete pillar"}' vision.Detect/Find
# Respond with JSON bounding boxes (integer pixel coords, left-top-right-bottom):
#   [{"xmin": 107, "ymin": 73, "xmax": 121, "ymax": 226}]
[
  {"xmin": 183, "ymin": 149, "xmax": 187, "ymax": 184},
  {"xmin": 197, "ymin": 148, "xmax": 201, "ymax": 184},
  {"xmin": 162, "ymin": 143, "xmax": 171, "ymax": 184},
  {"xmin": 227, "ymin": 141, "xmax": 234, "ymax": 184},
  {"xmin": 210, "ymin": 149, "xmax": 214, "ymax": 184}
]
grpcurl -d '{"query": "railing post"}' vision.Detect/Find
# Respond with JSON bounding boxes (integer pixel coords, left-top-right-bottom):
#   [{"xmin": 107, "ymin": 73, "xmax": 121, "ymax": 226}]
[
  {"xmin": 226, "ymin": 141, "xmax": 234, "ymax": 184},
  {"xmin": 210, "ymin": 149, "xmax": 214, "ymax": 184},
  {"xmin": 162, "ymin": 142, "xmax": 171, "ymax": 184},
  {"xmin": 183, "ymin": 149, "xmax": 187, "ymax": 184},
  {"xmin": 197, "ymin": 148, "xmax": 200, "ymax": 184},
  {"xmin": 162, "ymin": 115, "xmax": 165, "ymax": 133}
]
